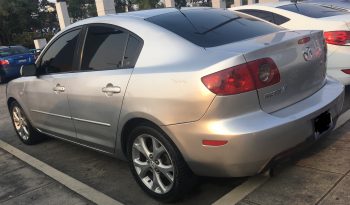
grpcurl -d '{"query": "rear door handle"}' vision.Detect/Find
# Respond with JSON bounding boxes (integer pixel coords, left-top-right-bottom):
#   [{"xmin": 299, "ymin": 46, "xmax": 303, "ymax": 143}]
[
  {"xmin": 102, "ymin": 83, "xmax": 121, "ymax": 96},
  {"xmin": 53, "ymin": 84, "xmax": 65, "ymax": 93}
]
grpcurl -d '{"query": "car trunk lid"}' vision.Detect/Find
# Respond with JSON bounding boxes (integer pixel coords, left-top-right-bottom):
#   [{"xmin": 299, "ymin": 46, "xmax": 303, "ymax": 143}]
[
  {"xmin": 207, "ymin": 30, "xmax": 327, "ymax": 113},
  {"xmin": 320, "ymin": 14, "xmax": 350, "ymax": 31}
]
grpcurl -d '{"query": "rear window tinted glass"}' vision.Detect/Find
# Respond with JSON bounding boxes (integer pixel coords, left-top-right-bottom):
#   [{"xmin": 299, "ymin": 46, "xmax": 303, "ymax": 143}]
[
  {"xmin": 146, "ymin": 9, "xmax": 282, "ymax": 47},
  {"xmin": 278, "ymin": 3, "xmax": 349, "ymax": 18},
  {"xmin": 0, "ymin": 46, "xmax": 29, "ymax": 57}
]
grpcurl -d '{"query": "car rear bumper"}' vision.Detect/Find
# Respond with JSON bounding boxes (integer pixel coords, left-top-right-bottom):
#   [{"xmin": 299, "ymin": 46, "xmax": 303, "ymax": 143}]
[
  {"xmin": 0, "ymin": 65, "xmax": 21, "ymax": 78},
  {"xmin": 164, "ymin": 77, "xmax": 344, "ymax": 177}
]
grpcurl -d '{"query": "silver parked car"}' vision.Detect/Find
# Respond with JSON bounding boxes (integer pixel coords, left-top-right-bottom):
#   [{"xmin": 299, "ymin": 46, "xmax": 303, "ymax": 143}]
[{"xmin": 6, "ymin": 8, "xmax": 344, "ymax": 201}]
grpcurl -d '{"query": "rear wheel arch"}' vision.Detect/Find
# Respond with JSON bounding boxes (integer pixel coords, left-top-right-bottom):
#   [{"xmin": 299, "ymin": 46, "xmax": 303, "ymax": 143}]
[{"xmin": 120, "ymin": 118, "xmax": 182, "ymax": 160}]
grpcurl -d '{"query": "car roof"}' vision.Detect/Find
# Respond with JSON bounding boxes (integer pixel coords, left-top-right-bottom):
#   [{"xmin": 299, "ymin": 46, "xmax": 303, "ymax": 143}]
[
  {"xmin": 64, "ymin": 7, "xmax": 224, "ymax": 32},
  {"xmin": 115, "ymin": 7, "xmax": 178, "ymax": 19}
]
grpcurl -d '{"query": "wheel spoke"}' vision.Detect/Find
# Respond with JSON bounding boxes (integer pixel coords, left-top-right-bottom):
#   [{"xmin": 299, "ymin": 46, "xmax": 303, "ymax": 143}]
[
  {"xmin": 22, "ymin": 125, "xmax": 29, "ymax": 136},
  {"xmin": 152, "ymin": 172, "xmax": 167, "ymax": 193},
  {"xmin": 15, "ymin": 107, "xmax": 22, "ymax": 119},
  {"xmin": 133, "ymin": 137, "xmax": 151, "ymax": 158},
  {"xmin": 152, "ymin": 138, "xmax": 165, "ymax": 160},
  {"xmin": 13, "ymin": 111, "xmax": 20, "ymax": 121},
  {"xmin": 134, "ymin": 159, "xmax": 150, "ymax": 178},
  {"xmin": 158, "ymin": 163, "xmax": 174, "ymax": 182}
]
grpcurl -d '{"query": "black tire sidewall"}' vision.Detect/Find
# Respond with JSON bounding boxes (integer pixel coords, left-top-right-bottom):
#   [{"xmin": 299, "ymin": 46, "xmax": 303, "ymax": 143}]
[{"xmin": 126, "ymin": 124, "xmax": 194, "ymax": 202}]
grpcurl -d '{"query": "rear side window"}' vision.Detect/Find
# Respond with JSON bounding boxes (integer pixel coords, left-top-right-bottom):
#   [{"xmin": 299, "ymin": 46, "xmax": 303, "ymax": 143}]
[
  {"xmin": 278, "ymin": 3, "xmax": 349, "ymax": 18},
  {"xmin": 239, "ymin": 9, "xmax": 290, "ymax": 25},
  {"xmin": 274, "ymin": 13, "xmax": 290, "ymax": 25},
  {"xmin": 40, "ymin": 29, "xmax": 81, "ymax": 74},
  {"xmin": 81, "ymin": 25, "xmax": 129, "ymax": 71},
  {"xmin": 123, "ymin": 35, "xmax": 143, "ymax": 68},
  {"xmin": 239, "ymin": 9, "xmax": 274, "ymax": 23},
  {"xmin": 146, "ymin": 9, "xmax": 282, "ymax": 47}
]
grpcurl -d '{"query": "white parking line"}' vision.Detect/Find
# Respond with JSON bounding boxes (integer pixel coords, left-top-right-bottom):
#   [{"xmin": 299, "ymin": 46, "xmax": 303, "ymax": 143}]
[
  {"xmin": 212, "ymin": 175, "xmax": 269, "ymax": 205},
  {"xmin": 335, "ymin": 109, "xmax": 350, "ymax": 130},
  {"xmin": 0, "ymin": 139, "xmax": 123, "ymax": 205}
]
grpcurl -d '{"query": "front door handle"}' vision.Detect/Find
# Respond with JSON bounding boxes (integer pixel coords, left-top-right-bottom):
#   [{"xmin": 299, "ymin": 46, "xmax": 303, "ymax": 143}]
[
  {"xmin": 53, "ymin": 84, "xmax": 65, "ymax": 93},
  {"xmin": 102, "ymin": 83, "xmax": 121, "ymax": 96}
]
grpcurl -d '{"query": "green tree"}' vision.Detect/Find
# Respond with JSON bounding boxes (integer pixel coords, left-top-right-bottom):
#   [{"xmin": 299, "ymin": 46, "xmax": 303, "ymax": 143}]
[
  {"xmin": 0, "ymin": 0, "xmax": 39, "ymax": 45},
  {"xmin": 66, "ymin": 0, "xmax": 97, "ymax": 22}
]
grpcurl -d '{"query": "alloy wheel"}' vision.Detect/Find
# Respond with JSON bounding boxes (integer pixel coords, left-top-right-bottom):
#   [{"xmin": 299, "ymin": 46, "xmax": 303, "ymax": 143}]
[
  {"xmin": 132, "ymin": 134, "xmax": 175, "ymax": 194},
  {"xmin": 12, "ymin": 106, "xmax": 30, "ymax": 141}
]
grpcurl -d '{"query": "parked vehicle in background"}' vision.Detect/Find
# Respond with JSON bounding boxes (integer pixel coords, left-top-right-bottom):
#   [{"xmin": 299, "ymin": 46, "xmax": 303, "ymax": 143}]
[
  {"xmin": 6, "ymin": 8, "xmax": 344, "ymax": 202},
  {"xmin": 0, "ymin": 46, "xmax": 36, "ymax": 83},
  {"xmin": 231, "ymin": 2, "xmax": 350, "ymax": 85},
  {"xmin": 29, "ymin": 48, "xmax": 42, "ymax": 59},
  {"xmin": 289, "ymin": 0, "xmax": 350, "ymax": 10}
]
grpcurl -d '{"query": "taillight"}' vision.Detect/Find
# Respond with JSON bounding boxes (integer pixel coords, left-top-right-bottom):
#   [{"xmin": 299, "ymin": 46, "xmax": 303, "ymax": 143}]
[
  {"xmin": 247, "ymin": 58, "xmax": 280, "ymax": 89},
  {"xmin": 324, "ymin": 31, "xmax": 350, "ymax": 46},
  {"xmin": 0, "ymin": 60, "xmax": 9, "ymax": 65},
  {"xmin": 298, "ymin": 37, "xmax": 311, "ymax": 44},
  {"xmin": 341, "ymin": 69, "xmax": 350, "ymax": 74},
  {"xmin": 201, "ymin": 58, "xmax": 280, "ymax": 96}
]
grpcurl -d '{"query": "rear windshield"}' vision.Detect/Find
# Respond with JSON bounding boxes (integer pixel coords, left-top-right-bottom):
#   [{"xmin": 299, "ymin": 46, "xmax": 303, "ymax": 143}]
[
  {"xmin": 0, "ymin": 46, "xmax": 30, "ymax": 57},
  {"xmin": 278, "ymin": 3, "xmax": 349, "ymax": 18},
  {"xmin": 146, "ymin": 9, "xmax": 282, "ymax": 47}
]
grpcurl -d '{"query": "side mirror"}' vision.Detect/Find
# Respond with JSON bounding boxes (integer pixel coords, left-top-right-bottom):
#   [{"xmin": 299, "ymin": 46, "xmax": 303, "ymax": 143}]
[{"xmin": 20, "ymin": 64, "xmax": 37, "ymax": 77}]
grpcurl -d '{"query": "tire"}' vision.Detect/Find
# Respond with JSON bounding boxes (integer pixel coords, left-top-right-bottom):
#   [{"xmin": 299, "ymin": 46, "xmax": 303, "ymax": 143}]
[
  {"xmin": 10, "ymin": 101, "xmax": 45, "ymax": 145},
  {"xmin": 127, "ymin": 123, "xmax": 197, "ymax": 202}
]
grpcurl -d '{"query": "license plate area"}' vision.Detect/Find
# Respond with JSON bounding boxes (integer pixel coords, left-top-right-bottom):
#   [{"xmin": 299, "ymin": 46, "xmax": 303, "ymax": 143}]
[{"xmin": 314, "ymin": 111, "xmax": 332, "ymax": 138}]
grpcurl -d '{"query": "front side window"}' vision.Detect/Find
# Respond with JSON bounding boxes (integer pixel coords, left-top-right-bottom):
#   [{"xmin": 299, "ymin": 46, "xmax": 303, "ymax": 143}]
[
  {"xmin": 81, "ymin": 25, "xmax": 129, "ymax": 71},
  {"xmin": 39, "ymin": 29, "xmax": 81, "ymax": 74}
]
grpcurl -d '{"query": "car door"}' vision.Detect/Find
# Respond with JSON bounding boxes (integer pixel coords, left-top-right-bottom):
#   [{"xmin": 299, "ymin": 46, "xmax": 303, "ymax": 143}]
[
  {"xmin": 24, "ymin": 28, "xmax": 82, "ymax": 139},
  {"xmin": 65, "ymin": 24, "xmax": 143, "ymax": 152}
]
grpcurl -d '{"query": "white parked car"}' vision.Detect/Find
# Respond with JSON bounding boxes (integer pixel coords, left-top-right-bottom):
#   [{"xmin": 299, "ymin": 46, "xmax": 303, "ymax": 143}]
[{"xmin": 231, "ymin": 2, "xmax": 350, "ymax": 85}]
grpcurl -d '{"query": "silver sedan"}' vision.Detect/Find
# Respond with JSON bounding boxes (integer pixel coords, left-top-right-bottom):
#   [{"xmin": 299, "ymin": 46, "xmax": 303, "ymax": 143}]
[{"xmin": 6, "ymin": 8, "xmax": 344, "ymax": 202}]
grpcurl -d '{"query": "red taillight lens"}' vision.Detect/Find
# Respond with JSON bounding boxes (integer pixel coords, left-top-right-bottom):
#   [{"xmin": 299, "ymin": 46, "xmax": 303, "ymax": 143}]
[
  {"xmin": 247, "ymin": 58, "xmax": 280, "ymax": 89},
  {"xmin": 298, "ymin": 37, "xmax": 311, "ymax": 44},
  {"xmin": 201, "ymin": 63, "xmax": 255, "ymax": 95},
  {"xmin": 0, "ymin": 60, "xmax": 9, "ymax": 65},
  {"xmin": 324, "ymin": 31, "xmax": 350, "ymax": 46},
  {"xmin": 341, "ymin": 69, "xmax": 350, "ymax": 74},
  {"xmin": 201, "ymin": 58, "xmax": 280, "ymax": 96}
]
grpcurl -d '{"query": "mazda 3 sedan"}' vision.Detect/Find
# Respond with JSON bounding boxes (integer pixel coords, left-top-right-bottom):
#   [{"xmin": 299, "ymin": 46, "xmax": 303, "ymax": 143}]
[{"xmin": 6, "ymin": 8, "xmax": 344, "ymax": 201}]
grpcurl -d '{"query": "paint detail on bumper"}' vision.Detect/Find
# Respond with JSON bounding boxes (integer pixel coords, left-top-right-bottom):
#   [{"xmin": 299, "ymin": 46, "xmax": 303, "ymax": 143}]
[{"xmin": 165, "ymin": 78, "xmax": 344, "ymax": 177}]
